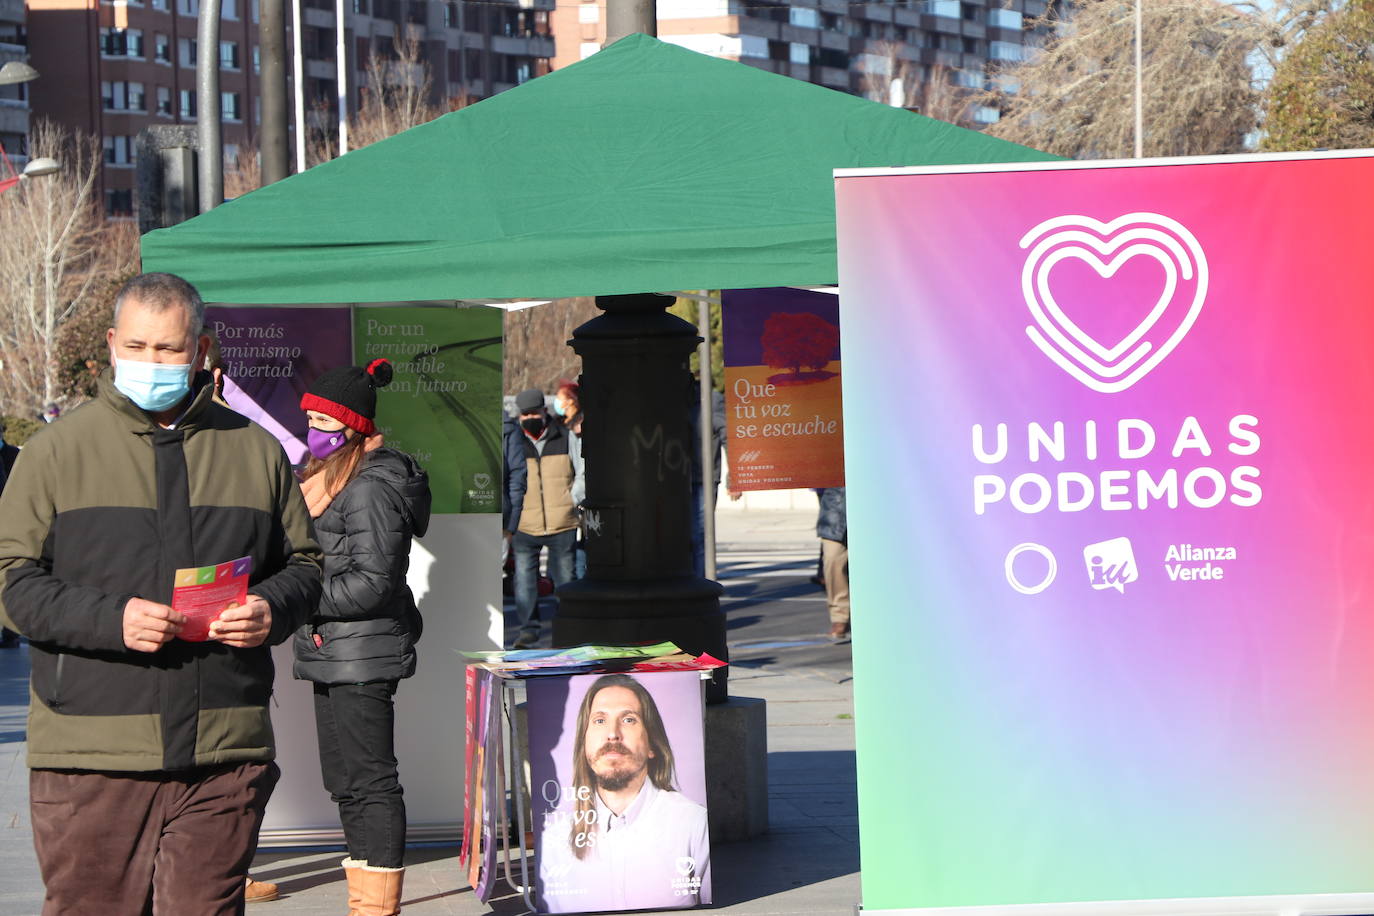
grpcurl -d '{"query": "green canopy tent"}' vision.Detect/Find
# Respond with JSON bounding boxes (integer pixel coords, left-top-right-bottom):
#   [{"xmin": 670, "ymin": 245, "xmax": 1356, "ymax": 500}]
[{"xmin": 140, "ymin": 33, "xmax": 1055, "ymax": 301}]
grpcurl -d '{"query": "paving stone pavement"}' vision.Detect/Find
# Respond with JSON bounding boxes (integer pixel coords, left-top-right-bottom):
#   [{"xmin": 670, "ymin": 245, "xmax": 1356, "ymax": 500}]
[{"xmin": 0, "ymin": 505, "xmax": 860, "ymax": 915}]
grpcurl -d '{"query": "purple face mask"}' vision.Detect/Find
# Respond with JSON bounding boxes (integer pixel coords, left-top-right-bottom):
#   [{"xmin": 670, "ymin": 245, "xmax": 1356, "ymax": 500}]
[{"xmin": 307, "ymin": 426, "xmax": 349, "ymax": 460}]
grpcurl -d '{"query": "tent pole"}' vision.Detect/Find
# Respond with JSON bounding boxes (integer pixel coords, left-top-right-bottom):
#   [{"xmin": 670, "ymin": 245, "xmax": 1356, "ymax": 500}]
[
  {"xmin": 698, "ymin": 297, "xmax": 716, "ymax": 581},
  {"xmin": 335, "ymin": 0, "xmax": 348, "ymax": 156},
  {"xmin": 292, "ymin": 0, "xmax": 306, "ymax": 172}
]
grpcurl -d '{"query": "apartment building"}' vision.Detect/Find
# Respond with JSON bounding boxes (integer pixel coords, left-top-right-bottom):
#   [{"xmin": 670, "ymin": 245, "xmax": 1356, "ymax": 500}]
[
  {"xmin": 0, "ymin": 0, "xmax": 28, "ymax": 168},
  {"xmin": 551, "ymin": 0, "xmax": 1044, "ymax": 122},
  {"xmin": 26, "ymin": 0, "xmax": 551, "ymax": 216}
]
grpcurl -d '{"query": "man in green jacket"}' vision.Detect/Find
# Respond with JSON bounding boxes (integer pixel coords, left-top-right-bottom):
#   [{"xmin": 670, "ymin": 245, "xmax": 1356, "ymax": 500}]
[{"xmin": 0, "ymin": 272, "xmax": 323, "ymax": 915}]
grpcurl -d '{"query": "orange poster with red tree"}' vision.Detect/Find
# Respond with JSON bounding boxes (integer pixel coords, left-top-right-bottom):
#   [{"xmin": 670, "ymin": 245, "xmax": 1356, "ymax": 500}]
[{"xmin": 722, "ymin": 288, "xmax": 844, "ymax": 491}]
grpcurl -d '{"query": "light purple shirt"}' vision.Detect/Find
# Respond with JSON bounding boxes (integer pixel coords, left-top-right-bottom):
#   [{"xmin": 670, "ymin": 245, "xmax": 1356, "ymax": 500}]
[{"xmin": 538, "ymin": 779, "xmax": 711, "ymax": 914}]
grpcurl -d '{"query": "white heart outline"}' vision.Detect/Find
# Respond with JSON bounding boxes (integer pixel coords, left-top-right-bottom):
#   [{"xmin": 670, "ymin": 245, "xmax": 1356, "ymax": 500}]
[
  {"xmin": 1036, "ymin": 243, "xmax": 1177, "ymax": 365},
  {"xmin": 1020, "ymin": 213, "xmax": 1208, "ymax": 393}
]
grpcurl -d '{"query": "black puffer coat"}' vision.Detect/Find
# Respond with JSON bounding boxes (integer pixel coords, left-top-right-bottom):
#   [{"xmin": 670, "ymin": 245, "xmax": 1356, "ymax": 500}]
[{"xmin": 293, "ymin": 448, "xmax": 432, "ymax": 685}]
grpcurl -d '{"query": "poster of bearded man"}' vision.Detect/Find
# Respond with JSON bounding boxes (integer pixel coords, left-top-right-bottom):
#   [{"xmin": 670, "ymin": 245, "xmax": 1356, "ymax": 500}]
[{"xmin": 527, "ymin": 670, "xmax": 711, "ymax": 914}]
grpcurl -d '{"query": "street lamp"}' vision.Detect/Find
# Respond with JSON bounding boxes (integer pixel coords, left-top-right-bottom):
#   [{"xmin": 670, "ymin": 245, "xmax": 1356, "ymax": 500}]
[
  {"xmin": 0, "ymin": 61, "xmax": 38, "ymax": 87},
  {"xmin": 22, "ymin": 157, "xmax": 59, "ymax": 178}
]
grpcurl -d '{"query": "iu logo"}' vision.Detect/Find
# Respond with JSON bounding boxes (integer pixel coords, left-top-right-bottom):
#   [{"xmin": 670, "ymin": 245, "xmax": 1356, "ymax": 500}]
[
  {"xmin": 473, "ymin": 472, "xmax": 492, "ymax": 489},
  {"xmin": 1021, "ymin": 213, "xmax": 1208, "ymax": 393},
  {"xmin": 1083, "ymin": 537, "xmax": 1138, "ymax": 593}
]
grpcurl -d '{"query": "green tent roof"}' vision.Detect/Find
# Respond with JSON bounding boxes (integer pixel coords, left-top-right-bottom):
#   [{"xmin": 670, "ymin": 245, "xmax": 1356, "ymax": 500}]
[{"xmin": 140, "ymin": 34, "xmax": 1055, "ymax": 303}]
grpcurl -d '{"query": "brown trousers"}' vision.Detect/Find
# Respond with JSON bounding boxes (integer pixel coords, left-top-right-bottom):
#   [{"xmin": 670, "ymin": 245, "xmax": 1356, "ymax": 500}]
[
  {"xmin": 821, "ymin": 537, "xmax": 850, "ymax": 625},
  {"xmin": 30, "ymin": 760, "xmax": 279, "ymax": 916}
]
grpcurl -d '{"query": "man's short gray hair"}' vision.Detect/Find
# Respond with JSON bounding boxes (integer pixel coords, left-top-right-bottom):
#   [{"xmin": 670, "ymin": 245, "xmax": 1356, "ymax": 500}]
[{"xmin": 113, "ymin": 273, "xmax": 207, "ymax": 339}]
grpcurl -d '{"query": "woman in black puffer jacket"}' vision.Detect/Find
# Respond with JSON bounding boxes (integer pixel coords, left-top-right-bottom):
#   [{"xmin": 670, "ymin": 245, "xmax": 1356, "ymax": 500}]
[{"xmin": 294, "ymin": 358, "xmax": 431, "ymax": 916}]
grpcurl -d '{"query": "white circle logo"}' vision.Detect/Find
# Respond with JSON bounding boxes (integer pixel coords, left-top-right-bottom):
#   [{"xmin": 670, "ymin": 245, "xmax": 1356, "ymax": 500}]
[{"xmin": 1005, "ymin": 543, "xmax": 1057, "ymax": 595}]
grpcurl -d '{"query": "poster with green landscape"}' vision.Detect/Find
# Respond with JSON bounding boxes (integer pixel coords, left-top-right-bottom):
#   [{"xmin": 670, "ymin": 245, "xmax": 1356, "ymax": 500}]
[{"xmin": 354, "ymin": 306, "xmax": 503, "ymax": 514}]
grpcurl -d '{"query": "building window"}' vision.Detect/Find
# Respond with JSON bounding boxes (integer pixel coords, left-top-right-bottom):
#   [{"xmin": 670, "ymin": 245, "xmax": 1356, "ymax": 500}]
[
  {"xmin": 577, "ymin": 3, "xmax": 598, "ymax": 23},
  {"xmin": 515, "ymin": 61, "xmax": 530, "ymax": 84},
  {"xmin": 223, "ymin": 0, "xmax": 237, "ymax": 17},
  {"xmin": 219, "ymin": 40, "xmax": 239, "ymax": 69},
  {"xmin": 179, "ymin": 37, "xmax": 196, "ymax": 67},
  {"xmin": 789, "ymin": 42, "xmax": 809, "ymax": 65},
  {"xmin": 105, "ymin": 188, "xmax": 134, "ymax": 216},
  {"xmin": 987, "ymin": 8, "xmax": 1022, "ymax": 29},
  {"xmin": 103, "ymin": 135, "xmax": 132, "ymax": 165},
  {"xmin": 155, "ymin": 33, "xmax": 171, "ymax": 63},
  {"xmin": 157, "ymin": 85, "xmax": 172, "ymax": 115},
  {"xmin": 221, "ymin": 91, "xmax": 240, "ymax": 121},
  {"xmin": 178, "ymin": 0, "xmax": 199, "ymax": 16},
  {"xmin": 100, "ymin": 27, "xmax": 142, "ymax": 57},
  {"xmin": 788, "ymin": 6, "xmax": 818, "ymax": 28},
  {"xmin": 251, "ymin": 0, "xmax": 259, "ymax": 21},
  {"xmin": 579, "ymin": 41, "xmax": 598, "ymax": 60},
  {"xmin": 973, "ymin": 105, "xmax": 1000, "ymax": 124},
  {"xmin": 152, "ymin": 0, "xmax": 168, "ymax": 9},
  {"xmin": 925, "ymin": 0, "xmax": 959, "ymax": 17},
  {"xmin": 989, "ymin": 40, "xmax": 1021, "ymax": 61},
  {"xmin": 101, "ymin": 80, "xmax": 123, "ymax": 110},
  {"xmin": 128, "ymin": 82, "xmax": 145, "ymax": 110},
  {"xmin": 253, "ymin": 45, "xmax": 260, "ymax": 72},
  {"xmin": 179, "ymin": 88, "xmax": 197, "ymax": 118}
]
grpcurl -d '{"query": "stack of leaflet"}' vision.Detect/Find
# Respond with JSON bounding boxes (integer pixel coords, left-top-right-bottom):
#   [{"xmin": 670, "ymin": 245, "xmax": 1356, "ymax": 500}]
[{"xmin": 462, "ymin": 641, "xmax": 726, "ymax": 679}]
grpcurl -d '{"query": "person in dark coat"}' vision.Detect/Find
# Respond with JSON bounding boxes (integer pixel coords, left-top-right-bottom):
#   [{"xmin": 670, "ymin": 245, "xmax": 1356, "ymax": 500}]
[
  {"xmin": 293, "ymin": 358, "xmax": 432, "ymax": 916},
  {"xmin": 0, "ymin": 420, "xmax": 18, "ymax": 648},
  {"xmin": 816, "ymin": 487, "xmax": 849, "ymax": 642}
]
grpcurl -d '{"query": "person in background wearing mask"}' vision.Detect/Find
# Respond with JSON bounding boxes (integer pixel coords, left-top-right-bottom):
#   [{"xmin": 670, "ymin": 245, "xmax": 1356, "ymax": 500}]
[
  {"xmin": 294, "ymin": 359, "xmax": 431, "ymax": 916},
  {"xmin": 0, "ymin": 418, "xmax": 19, "ymax": 648},
  {"xmin": 553, "ymin": 379, "xmax": 582, "ymax": 436},
  {"xmin": 0, "ymin": 272, "xmax": 324, "ymax": 914},
  {"xmin": 503, "ymin": 387, "xmax": 583, "ymax": 648},
  {"xmin": 552, "ymin": 380, "xmax": 588, "ymax": 578}
]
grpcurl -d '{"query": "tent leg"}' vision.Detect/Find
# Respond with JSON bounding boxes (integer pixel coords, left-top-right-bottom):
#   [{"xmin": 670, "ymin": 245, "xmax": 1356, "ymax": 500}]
[{"xmin": 698, "ymin": 298, "xmax": 716, "ymax": 582}]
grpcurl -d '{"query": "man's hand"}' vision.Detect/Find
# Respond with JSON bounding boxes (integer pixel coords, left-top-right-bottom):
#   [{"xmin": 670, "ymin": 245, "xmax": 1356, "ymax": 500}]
[
  {"xmin": 123, "ymin": 598, "xmax": 186, "ymax": 652},
  {"xmin": 209, "ymin": 595, "xmax": 273, "ymax": 648}
]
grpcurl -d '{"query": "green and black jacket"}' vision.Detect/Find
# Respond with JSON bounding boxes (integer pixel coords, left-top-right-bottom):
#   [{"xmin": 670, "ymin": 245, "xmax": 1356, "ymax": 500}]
[{"xmin": 0, "ymin": 370, "xmax": 323, "ymax": 772}]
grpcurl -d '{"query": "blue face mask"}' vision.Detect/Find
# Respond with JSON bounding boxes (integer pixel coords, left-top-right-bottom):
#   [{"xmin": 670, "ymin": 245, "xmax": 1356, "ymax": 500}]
[
  {"xmin": 552, "ymin": 399, "xmax": 566, "ymax": 417},
  {"xmin": 114, "ymin": 358, "xmax": 193, "ymax": 412}
]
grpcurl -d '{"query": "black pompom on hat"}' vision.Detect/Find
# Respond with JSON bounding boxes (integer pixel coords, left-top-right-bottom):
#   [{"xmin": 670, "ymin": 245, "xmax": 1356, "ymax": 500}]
[{"xmin": 301, "ymin": 358, "xmax": 393, "ymax": 435}]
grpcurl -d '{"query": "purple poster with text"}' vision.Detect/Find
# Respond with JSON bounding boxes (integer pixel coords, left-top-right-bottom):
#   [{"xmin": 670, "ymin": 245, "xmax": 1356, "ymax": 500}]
[{"xmin": 205, "ymin": 306, "xmax": 353, "ymax": 464}]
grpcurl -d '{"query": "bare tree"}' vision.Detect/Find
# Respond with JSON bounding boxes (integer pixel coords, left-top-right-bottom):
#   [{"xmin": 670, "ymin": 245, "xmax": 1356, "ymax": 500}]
[
  {"xmin": 0, "ymin": 121, "xmax": 136, "ymax": 417},
  {"xmin": 224, "ymin": 143, "xmax": 262, "ymax": 200},
  {"xmin": 307, "ymin": 32, "xmax": 449, "ymax": 167},
  {"xmin": 503, "ymin": 298, "xmax": 598, "ymax": 395},
  {"xmin": 982, "ymin": 0, "xmax": 1276, "ymax": 159},
  {"xmin": 860, "ymin": 43, "xmax": 974, "ymax": 124}
]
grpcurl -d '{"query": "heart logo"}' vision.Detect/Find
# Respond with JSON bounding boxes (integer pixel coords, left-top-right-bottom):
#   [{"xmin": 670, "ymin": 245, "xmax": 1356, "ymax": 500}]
[
  {"xmin": 675, "ymin": 856, "xmax": 696, "ymax": 877},
  {"xmin": 473, "ymin": 472, "xmax": 491, "ymax": 489},
  {"xmin": 1021, "ymin": 212, "xmax": 1207, "ymax": 393}
]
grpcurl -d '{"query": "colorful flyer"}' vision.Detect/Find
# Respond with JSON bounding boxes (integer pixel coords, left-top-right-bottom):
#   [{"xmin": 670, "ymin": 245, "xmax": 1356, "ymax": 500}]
[
  {"xmin": 528, "ymin": 670, "xmax": 710, "ymax": 914},
  {"xmin": 722, "ymin": 288, "xmax": 844, "ymax": 490},
  {"xmin": 835, "ymin": 152, "xmax": 1374, "ymax": 915},
  {"xmin": 171, "ymin": 555, "xmax": 252, "ymax": 642}
]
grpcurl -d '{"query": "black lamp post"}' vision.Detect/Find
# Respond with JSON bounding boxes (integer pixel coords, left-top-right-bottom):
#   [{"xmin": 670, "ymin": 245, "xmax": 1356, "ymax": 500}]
[{"xmin": 553, "ymin": 293, "xmax": 729, "ymax": 702}]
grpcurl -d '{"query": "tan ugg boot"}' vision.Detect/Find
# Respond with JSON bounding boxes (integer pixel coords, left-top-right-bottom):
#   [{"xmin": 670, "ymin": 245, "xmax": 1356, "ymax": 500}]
[
  {"xmin": 354, "ymin": 864, "xmax": 405, "ymax": 916},
  {"xmin": 341, "ymin": 858, "xmax": 367, "ymax": 916}
]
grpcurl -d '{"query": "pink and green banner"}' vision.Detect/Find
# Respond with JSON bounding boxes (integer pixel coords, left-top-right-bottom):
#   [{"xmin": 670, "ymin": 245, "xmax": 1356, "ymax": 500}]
[{"xmin": 835, "ymin": 153, "xmax": 1374, "ymax": 915}]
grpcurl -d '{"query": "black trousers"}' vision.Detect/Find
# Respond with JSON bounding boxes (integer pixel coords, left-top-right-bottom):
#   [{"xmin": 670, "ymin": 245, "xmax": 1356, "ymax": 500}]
[{"xmin": 312, "ymin": 681, "xmax": 406, "ymax": 867}]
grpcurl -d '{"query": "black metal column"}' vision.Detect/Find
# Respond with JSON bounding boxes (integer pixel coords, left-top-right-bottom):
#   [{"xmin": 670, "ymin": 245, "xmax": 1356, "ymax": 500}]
[{"xmin": 553, "ymin": 293, "xmax": 728, "ymax": 702}]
